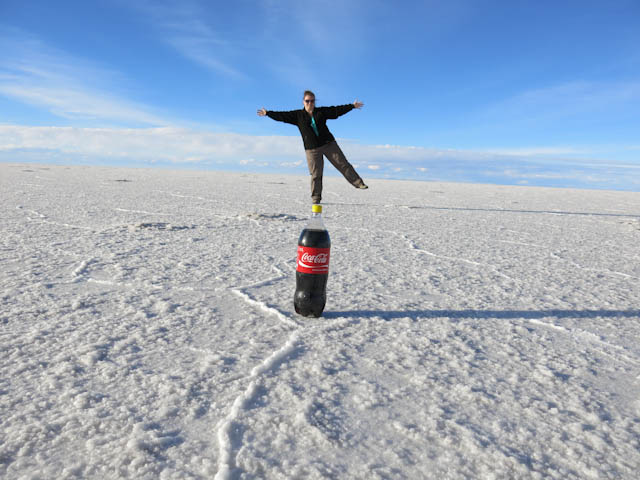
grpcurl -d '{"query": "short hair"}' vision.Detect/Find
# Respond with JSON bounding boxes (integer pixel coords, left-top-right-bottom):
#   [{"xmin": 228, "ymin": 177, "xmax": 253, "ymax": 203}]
[{"xmin": 303, "ymin": 90, "xmax": 315, "ymax": 100}]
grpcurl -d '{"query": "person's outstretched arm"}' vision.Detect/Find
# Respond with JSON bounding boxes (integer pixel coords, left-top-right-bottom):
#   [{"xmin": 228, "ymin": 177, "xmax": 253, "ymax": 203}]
[
  {"xmin": 323, "ymin": 99, "xmax": 364, "ymax": 120},
  {"xmin": 257, "ymin": 108, "xmax": 298, "ymax": 125}
]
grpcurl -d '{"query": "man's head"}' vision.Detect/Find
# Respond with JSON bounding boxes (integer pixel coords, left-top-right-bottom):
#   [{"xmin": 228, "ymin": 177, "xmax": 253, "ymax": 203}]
[{"xmin": 303, "ymin": 90, "xmax": 315, "ymax": 114}]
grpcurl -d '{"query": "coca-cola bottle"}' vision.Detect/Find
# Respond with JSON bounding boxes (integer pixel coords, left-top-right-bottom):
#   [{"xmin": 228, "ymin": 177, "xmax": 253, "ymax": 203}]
[{"xmin": 294, "ymin": 204, "xmax": 330, "ymax": 317}]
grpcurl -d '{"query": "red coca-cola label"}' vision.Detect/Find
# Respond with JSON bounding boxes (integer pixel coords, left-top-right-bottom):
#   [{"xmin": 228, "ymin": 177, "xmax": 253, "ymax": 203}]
[{"xmin": 296, "ymin": 246, "xmax": 330, "ymax": 274}]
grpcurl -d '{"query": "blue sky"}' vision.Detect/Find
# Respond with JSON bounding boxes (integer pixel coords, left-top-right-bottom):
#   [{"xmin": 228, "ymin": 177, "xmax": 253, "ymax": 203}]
[{"xmin": 1, "ymin": 0, "xmax": 639, "ymax": 190}]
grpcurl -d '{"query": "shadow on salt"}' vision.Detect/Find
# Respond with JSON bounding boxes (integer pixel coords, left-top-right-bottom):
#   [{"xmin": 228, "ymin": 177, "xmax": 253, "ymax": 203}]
[{"xmin": 324, "ymin": 309, "xmax": 640, "ymax": 320}]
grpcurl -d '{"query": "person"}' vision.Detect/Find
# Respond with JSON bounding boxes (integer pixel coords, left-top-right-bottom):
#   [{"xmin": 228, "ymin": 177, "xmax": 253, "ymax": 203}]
[{"xmin": 258, "ymin": 90, "xmax": 368, "ymax": 204}]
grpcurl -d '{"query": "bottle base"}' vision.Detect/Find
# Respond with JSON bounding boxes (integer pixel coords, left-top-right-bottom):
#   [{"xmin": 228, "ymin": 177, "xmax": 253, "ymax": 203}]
[{"xmin": 294, "ymin": 304, "xmax": 325, "ymax": 318}]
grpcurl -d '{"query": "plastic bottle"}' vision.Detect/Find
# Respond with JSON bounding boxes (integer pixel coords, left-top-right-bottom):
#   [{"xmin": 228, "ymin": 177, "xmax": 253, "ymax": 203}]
[{"xmin": 294, "ymin": 204, "xmax": 330, "ymax": 317}]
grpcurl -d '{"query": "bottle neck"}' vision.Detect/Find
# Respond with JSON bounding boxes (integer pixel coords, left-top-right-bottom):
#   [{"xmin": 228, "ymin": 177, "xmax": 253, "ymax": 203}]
[{"xmin": 307, "ymin": 211, "xmax": 326, "ymax": 230}]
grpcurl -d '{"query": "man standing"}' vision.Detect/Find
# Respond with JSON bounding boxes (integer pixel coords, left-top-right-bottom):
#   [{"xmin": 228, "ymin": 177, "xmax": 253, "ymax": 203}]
[{"xmin": 258, "ymin": 91, "xmax": 368, "ymax": 204}]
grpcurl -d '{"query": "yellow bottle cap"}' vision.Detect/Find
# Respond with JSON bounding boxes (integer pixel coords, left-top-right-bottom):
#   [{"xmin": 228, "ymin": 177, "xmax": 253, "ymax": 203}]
[{"xmin": 312, "ymin": 204, "xmax": 322, "ymax": 213}]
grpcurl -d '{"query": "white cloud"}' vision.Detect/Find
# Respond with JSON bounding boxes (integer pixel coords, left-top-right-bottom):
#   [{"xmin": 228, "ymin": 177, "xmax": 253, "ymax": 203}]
[
  {"xmin": 0, "ymin": 83, "xmax": 166, "ymax": 126},
  {"xmin": 339, "ymin": 140, "xmax": 489, "ymax": 163},
  {"xmin": 0, "ymin": 125, "xmax": 490, "ymax": 167},
  {"xmin": 128, "ymin": 0, "xmax": 248, "ymax": 80},
  {"xmin": 0, "ymin": 125, "xmax": 301, "ymax": 163},
  {"xmin": 255, "ymin": 0, "xmax": 374, "ymax": 89},
  {"xmin": 500, "ymin": 168, "xmax": 619, "ymax": 185},
  {"xmin": 2, "ymin": 125, "xmax": 634, "ymax": 169},
  {"xmin": 2, "ymin": 125, "xmax": 639, "ymax": 190},
  {"xmin": 278, "ymin": 160, "xmax": 304, "ymax": 167},
  {"xmin": 286, "ymin": 0, "xmax": 368, "ymax": 57},
  {"xmin": 482, "ymin": 81, "xmax": 640, "ymax": 124},
  {"xmin": 482, "ymin": 147, "xmax": 587, "ymax": 157},
  {"xmin": 0, "ymin": 29, "xmax": 169, "ymax": 126}
]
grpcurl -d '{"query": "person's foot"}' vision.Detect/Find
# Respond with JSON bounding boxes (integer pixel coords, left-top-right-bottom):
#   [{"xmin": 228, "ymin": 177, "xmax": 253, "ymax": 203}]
[{"xmin": 356, "ymin": 183, "xmax": 368, "ymax": 189}]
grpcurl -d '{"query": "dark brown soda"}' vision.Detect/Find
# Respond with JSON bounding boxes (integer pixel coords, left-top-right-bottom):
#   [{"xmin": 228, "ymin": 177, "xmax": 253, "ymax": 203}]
[{"xmin": 294, "ymin": 228, "xmax": 330, "ymax": 317}]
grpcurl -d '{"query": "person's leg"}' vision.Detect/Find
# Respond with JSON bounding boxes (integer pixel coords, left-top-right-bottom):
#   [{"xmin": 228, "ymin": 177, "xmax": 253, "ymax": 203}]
[
  {"xmin": 324, "ymin": 141, "xmax": 366, "ymax": 187},
  {"xmin": 305, "ymin": 147, "xmax": 324, "ymax": 203}
]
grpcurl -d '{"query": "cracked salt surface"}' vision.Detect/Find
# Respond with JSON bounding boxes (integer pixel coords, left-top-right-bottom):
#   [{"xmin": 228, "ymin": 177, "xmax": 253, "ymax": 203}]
[{"xmin": 1, "ymin": 163, "xmax": 640, "ymax": 479}]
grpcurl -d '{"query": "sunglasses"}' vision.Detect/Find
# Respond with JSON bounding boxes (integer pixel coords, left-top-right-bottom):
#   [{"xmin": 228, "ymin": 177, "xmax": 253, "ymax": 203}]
[{"xmin": 304, "ymin": 99, "xmax": 315, "ymax": 103}]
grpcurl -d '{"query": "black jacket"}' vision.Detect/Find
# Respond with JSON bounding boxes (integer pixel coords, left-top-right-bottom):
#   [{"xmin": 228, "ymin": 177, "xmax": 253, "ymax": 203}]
[{"xmin": 266, "ymin": 105, "xmax": 355, "ymax": 150}]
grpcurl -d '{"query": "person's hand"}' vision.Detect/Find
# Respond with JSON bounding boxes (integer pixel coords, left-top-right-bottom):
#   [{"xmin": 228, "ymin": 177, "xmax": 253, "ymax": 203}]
[
  {"xmin": 353, "ymin": 99, "xmax": 364, "ymax": 109},
  {"xmin": 257, "ymin": 108, "xmax": 267, "ymax": 116}
]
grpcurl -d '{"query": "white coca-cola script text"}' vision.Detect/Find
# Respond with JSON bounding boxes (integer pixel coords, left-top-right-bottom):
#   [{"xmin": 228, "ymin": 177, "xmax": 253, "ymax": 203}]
[{"xmin": 300, "ymin": 252, "xmax": 328, "ymax": 264}]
